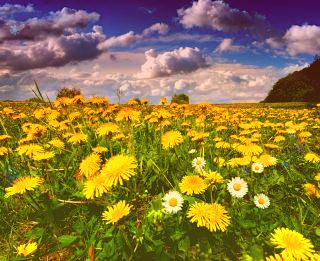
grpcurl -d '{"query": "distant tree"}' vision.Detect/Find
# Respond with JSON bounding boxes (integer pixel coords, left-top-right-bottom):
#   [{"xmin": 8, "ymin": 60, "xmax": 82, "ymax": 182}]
[
  {"xmin": 26, "ymin": 97, "xmax": 44, "ymax": 102},
  {"xmin": 56, "ymin": 87, "xmax": 81, "ymax": 99},
  {"xmin": 171, "ymin": 93, "xmax": 190, "ymax": 104}
]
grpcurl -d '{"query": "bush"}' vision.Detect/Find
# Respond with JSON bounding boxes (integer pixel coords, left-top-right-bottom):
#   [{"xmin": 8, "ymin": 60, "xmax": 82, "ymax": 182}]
[
  {"xmin": 171, "ymin": 93, "xmax": 189, "ymax": 104},
  {"xmin": 56, "ymin": 87, "xmax": 81, "ymax": 99}
]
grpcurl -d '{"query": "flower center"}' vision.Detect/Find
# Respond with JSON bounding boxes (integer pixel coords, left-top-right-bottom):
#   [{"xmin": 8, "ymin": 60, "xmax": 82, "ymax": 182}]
[
  {"xmin": 196, "ymin": 160, "xmax": 202, "ymax": 165},
  {"xmin": 233, "ymin": 183, "xmax": 241, "ymax": 191},
  {"xmin": 255, "ymin": 166, "xmax": 260, "ymax": 170},
  {"xmin": 258, "ymin": 198, "xmax": 265, "ymax": 204},
  {"xmin": 169, "ymin": 197, "xmax": 178, "ymax": 207}
]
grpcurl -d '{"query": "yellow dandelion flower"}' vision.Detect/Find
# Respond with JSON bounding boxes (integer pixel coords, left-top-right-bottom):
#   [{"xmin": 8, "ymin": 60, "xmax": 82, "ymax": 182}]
[
  {"xmin": 161, "ymin": 130, "xmax": 184, "ymax": 149},
  {"xmin": 315, "ymin": 173, "xmax": 320, "ymax": 181},
  {"xmin": 83, "ymin": 174, "xmax": 111, "ymax": 199},
  {"xmin": 304, "ymin": 183, "xmax": 319, "ymax": 198},
  {"xmin": 259, "ymin": 154, "xmax": 277, "ymax": 167},
  {"xmin": 102, "ymin": 200, "xmax": 132, "ymax": 224},
  {"xmin": 96, "ymin": 123, "xmax": 120, "ymax": 136},
  {"xmin": 68, "ymin": 133, "xmax": 87, "ymax": 144},
  {"xmin": 265, "ymin": 143, "xmax": 280, "ymax": 149},
  {"xmin": 141, "ymin": 98, "xmax": 149, "ymax": 105},
  {"xmin": 127, "ymin": 99, "xmax": 139, "ymax": 105},
  {"xmin": 48, "ymin": 139, "xmax": 65, "ymax": 149},
  {"xmin": 16, "ymin": 144, "xmax": 45, "ymax": 157},
  {"xmin": 265, "ymin": 253, "xmax": 288, "ymax": 261},
  {"xmin": 215, "ymin": 141, "xmax": 231, "ymax": 149},
  {"xmin": 0, "ymin": 146, "xmax": 10, "ymax": 156},
  {"xmin": 79, "ymin": 153, "xmax": 101, "ymax": 178},
  {"xmin": 0, "ymin": 134, "xmax": 12, "ymax": 141},
  {"xmin": 5, "ymin": 176, "xmax": 43, "ymax": 198},
  {"xmin": 205, "ymin": 171, "xmax": 224, "ymax": 185},
  {"xmin": 32, "ymin": 151, "xmax": 55, "ymax": 161},
  {"xmin": 270, "ymin": 228, "xmax": 315, "ymax": 260},
  {"xmin": 305, "ymin": 153, "xmax": 320, "ymax": 163},
  {"xmin": 115, "ymin": 108, "xmax": 140, "ymax": 122},
  {"xmin": 213, "ymin": 157, "xmax": 225, "ymax": 167},
  {"xmin": 160, "ymin": 97, "xmax": 167, "ymax": 105},
  {"xmin": 187, "ymin": 202, "xmax": 230, "ymax": 232},
  {"xmin": 100, "ymin": 155, "xmax": 137, "ymax": 186},
  {"xmin": 17, "ymin": 242, "xmax": 37, "ymax": 256},
  {"xmin": 274, "ymin": 136, "xmax": 285, "ymax": 143},
  {"xmin": 299, "ymin": 131, "xmax": 312, "ymax": 138},
  {"xmin": 92, "ymin": 146, "xmax": 108, "ymax": 154},
  {"xmin": 88, "ymin": 96, "xmax": 109, "ymax": 105},
  {"xmin": 235, "ymin": 143, "xmax": 263, "ymax": 156},
  {"xmin": 179, "ymin": 175, "xmax": 207, "ymax": 195},
  {"xmin": 112, "ymin": 133, "xmax": 126, "ymax": 141}
]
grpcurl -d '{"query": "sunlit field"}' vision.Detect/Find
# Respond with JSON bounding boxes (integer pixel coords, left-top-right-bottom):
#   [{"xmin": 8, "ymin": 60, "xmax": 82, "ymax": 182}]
[{"xmin": 0, "ymin": 97, "xmax": 319, "ymax": 260}]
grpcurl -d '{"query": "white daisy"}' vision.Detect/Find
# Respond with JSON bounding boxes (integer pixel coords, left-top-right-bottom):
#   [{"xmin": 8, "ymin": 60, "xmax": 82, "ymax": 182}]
[
  {"xmin": 227, "ymin": 177, "xmax": 248, "ymax": 198},
  {"xmin": 162, "ymin": 191, "xmax": 184, "ymax": 214},
  {"xmin": 192, "ymin": 157, "xmax": 206, "ymax": 171},
  {"xmin": 253, "ymin": 193, "xmax": 270, "ymax": 209},
  {"xmin": 251, "ymin": 162, "xmax": 264, "ymax": 173}
]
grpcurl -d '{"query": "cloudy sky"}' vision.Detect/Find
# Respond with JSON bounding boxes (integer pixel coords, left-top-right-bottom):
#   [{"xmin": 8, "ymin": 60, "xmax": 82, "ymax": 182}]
[{"xmin": 0, "ymin": 0, "xmax": 319, "ymax": 103}]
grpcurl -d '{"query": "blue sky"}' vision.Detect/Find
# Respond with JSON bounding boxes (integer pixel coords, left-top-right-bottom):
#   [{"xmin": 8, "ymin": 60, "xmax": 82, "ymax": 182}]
[{"xmin": 0, "ymin": 0, "xmax": 319, "ymax": 102}]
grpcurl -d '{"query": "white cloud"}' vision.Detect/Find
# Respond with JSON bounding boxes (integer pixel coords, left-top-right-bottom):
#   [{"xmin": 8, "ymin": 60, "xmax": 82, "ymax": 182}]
[
  {"xmin": 266, "ymin": 25, "xmax": 320, "ymax": 56},
  {"xmin": 98, "ymin": 31, "xmax": 140, "ymax": 50},
  {"xmin": 283, "ymin": 25, "xmax": 320, "ymax": 55},
  {"xmin": 215, "ymin": 38, "xmax": 243, "ymax": 53},
  {"xmin": 98, "ymin": 23, "xmax": 169, "ymax": 50},
  {"xmin": 142, "ymin": 22, "xmax": 169, "ymax": 36},
  {"xmin": 177, "ymin": 0, "xmax": 266, "ymax": 32},
  {"xmin": 174, "ymin": 79, "xmax": 196, "ymax": 91},
  {"xmin": 136, "ymin": 47, "xmax": 208, "ymax": 79}
]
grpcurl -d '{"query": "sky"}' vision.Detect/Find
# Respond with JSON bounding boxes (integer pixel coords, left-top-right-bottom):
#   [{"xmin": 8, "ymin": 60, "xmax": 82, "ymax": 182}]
[{"xmin": 0, "ymin": 0, "xmax": 319, "ymax": 103}]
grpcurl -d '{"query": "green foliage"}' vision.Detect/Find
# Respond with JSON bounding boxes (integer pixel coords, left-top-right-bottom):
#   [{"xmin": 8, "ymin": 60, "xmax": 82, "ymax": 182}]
[
  {"xmin": 25, "ymin": 97, "xmax": 44, "ymax": 103},
  {"xmin": 171, "ymin": 93, "xmax": 190, "ymax": 104},
  {"xmin": 56, "ymin": 87, "xmax": 82, "ymax": 99},
  {"xmin": 264, "ymin": 59, "xmax": 320, "ymax": 102}
]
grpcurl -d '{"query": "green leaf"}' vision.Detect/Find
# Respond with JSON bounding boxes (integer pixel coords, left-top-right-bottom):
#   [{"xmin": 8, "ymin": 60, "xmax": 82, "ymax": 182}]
[
  {"xmin": 315, "ymin": 228, "xmax": 320, "ymax": 237},
  {"xmin": 26, "ymin": 227, "xmax": 45, "ymax": 239},
  {"xmin": 249, "ymin": 245, "xmax": 264, "ymax": 261},
  {"xmin": 58, "ymin": 235, "xmax": 78, "ymax": 248},
  {"xmin": 240, "ymin": 219, "xmax": 257, "ymax": 229}
]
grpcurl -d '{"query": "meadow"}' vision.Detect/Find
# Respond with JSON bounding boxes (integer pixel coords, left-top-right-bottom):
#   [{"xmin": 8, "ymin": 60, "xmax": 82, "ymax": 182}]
[{"xmin": 0, "ymin": 97, "xmax": 319, "ymax": 260}]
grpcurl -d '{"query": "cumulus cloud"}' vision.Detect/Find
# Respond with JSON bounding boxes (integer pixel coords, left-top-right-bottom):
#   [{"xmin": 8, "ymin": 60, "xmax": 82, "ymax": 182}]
[
  {"xmin": 98, "ymin": 22, "xmax": 169, "ymax": 50},
  {"xmin": 136, "ymin": 47, "xmax": 208, "ymax": 78},
  {"xmin": 0, "ymin": 7, "xmax": 100, "ymax": 41},
  {"xmin": 0, "ymin": 3, "xmax": 34, "ymax": 18},
  {"xmin": 178, "ymin": 0, "xmax": 267, "ymax": 32},
  {"xmin": 98, "ymin": 31, "xmax": 140, "ymax": 49},
  {"xmin": 215, "ymin": 38, "xmax": 243, "ymax": 53},
  {"xmin": 1, "ymin": 50, "xmax": 307, "ymax": 103},
  {"xmin": 266, "ymin": 25, "xmax": 320, "ymax": 56},
  {"xmin": 283, "ymin": 25, "xmax": 320, "ymax": 55},
  {"xmin": 0, "ymin": 28, "xmax": 105, "ymax": 71},
  {"xmin": 174, "ymin": 79, "xmax": 196, "ymax": 91},
  {"xmin": 142, "ymin": 22, "xmax": 169, "ymax": 36}
]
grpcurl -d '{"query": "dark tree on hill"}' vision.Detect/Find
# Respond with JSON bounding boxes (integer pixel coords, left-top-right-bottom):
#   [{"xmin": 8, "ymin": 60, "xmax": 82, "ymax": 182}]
[
  {"xmin": 56, "ymin": 87, "xmax": 81, "ymax": 99},
  {"xmin": 264, "ymin": 59, "xmax": 320, "ymax": 102},
  {"xmin": 171, "ymin": 93, "xmax": 190, "ymax": 104}
]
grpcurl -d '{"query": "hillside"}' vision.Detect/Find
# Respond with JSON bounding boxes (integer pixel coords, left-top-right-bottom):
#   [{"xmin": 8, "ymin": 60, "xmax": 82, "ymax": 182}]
[{"xmin": 264, "ymin": 59, "xmax": 320, "ymax": 102}]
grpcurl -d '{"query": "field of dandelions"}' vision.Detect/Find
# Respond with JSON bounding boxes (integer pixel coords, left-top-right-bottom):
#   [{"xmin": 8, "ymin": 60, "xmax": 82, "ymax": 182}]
[{"xmin": 0, "ymin": 96, "xmax": 319, "ymax": 260}]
